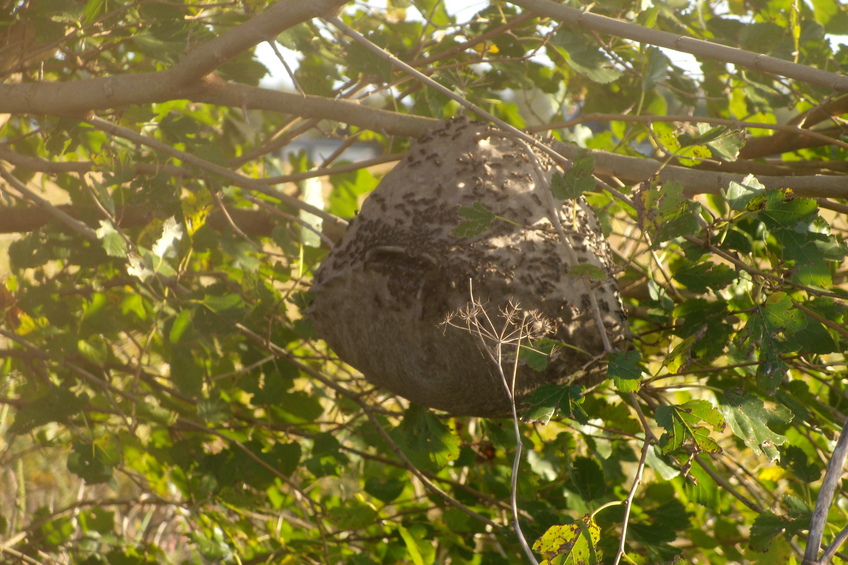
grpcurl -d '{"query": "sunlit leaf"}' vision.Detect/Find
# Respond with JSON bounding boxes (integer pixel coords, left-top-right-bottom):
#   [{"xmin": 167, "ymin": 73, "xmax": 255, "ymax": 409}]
[
  {"xmin": 533, "ymin": 516, "xmax": 603, "ymax": 565},
  {"xmin": 656, "ymin": 400, "xmax": 725, "ymax": 455},
  {"xmin": 720, "ymin": 390, "xmax": 792, "ymax": 461},
  {"xmin": 452, "ymin": 201, "xmax": 496, "ymax": 237}
]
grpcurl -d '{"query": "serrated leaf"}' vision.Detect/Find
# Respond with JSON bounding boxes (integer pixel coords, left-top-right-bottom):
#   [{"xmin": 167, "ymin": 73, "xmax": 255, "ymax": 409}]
[
  {"xmin": 757, "ymin": 190, "xmax": 818, "ymax": 229},
  {"xmin": 706, "ymin": 127, "xmax": 746, "ymax": 161},
  {"xmin": 749, "ymin": 511, "xmax": 793, "ymax": 552},
  {"xmin": 763, "ymin": 292, "xmax": 806, "ymax": 335},
  {"xmin": 568, "ymin": 263, "xmax": 606, "ymax": 282},
  {"xmin": 533, "ymin": 516, "xmax": 602, "ymax": 565},
  {"xmin": 568, "ymin": 457, "xmax": 607, "ymax": 501},
  {"xmin": 551, "ymin": 152, "xmax": 595, "ymax": 200},
  {"xmin": 608, "ymin": 350, "xmax": 642, "ymax": 392},
  {"xmin": 523, "ymin": 384, "xmax": 588, "ymax": 424},
  {"xmin": 200, "ymin": 293, "xmax": 244, "ymax": 313},
  {"xmin": 152, "ymin": 216, "xmax": 183, "ymax": 258},
  {"xmin": 673, "ymin": 261, "xmax": 737, "ymax": 293},
  {"xmin": 664, "ymin": 333, "xmax": 698, "ymax": 374},
  {"xmin": 656, "ymin": 400, "xmax": 725, "ymax": 455},
  {"xmin": 364, "ymin": 477, "xmax": 406, "ymax": 503},
  {"xmin": 328, "ymin": 500, "xmax": 378, "ymax": 530},
  {"xmin": 779, "ymin": 445, "xmax": 822, "ymax": 482},
  {"xmin": 452, "ymin": 202, "xmax": 496, "ymax": 237},
  {"xmin": 642, "ymin": 47, "xmax": 669, "ymax": 91},
  {"xmin": 67, "ymin": 441, "xmax": 114, "ymax": 484},
  {"xmin": 551, "ymin": 30, "xmax": 622, "ymax": 84},
  {"xmin": 11, "ymin": 388, "xmax": 88, "ymax": 434},
  {"xmin": 95, "ymin": 221, "xmax": 127, "ymax": 258},
  {"xmin": 399, "ymin": 404, "xmax": 459, "ymax": 466},
  {"xmin": 774, "ymin": 227, "xmax": 834, "ymax": 288},
  {"xmin": 636, "ymin": 180, "xmax": 701, "ymax": 245},
  {"xmin": 519, "ymin": 338, "xmax": 559, "ymax": 371},
  {"xmin": 720, "ymin": 391, "xmax": 791, "ymax": 461},
  {"xmin": 724, "ymin": 174, "xmax": 765, "ymax": 211}
]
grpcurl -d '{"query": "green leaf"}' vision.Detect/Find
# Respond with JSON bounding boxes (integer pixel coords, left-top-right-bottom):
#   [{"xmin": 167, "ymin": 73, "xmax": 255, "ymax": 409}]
[
  {"xmin": 642, "ymin": 47, "xmax": 669, "ymax": 91},
  {"xmin": 398, "ymin": 524, "xmax": 432, "ymax": 565},
  {"xmin": 551, "ymin": 151, "xmax": 595, "ymax": 200},
  {"xmin": 673, "ymin": 260, "xmax": 737, "ymax": 293},
  {"xmin": 533, "ymin": 516, "xmax": 603, "ymax": 565},
  {"xmin": 67, "ymin": 441, "xmax": 114, "ymax": 484},
  {"xmin": 347, "ymin": 41, "xmax": 394, "ymax": 82},
  {"xmin": 749, "ymin": 511, "xmax": 792, "ymax": 552},
  {"xmin": 664, "ymin": 333, "xmax": 698, "ymax": 374},
  {"xmin": 523, "ymin": 384, "xmax": 588, "ymax": 424},
  {"xmin": 218, "ymin": 52, "xmax": 269, "ymax": 86},
  {"xmin": 568, "ymin": 457, "xmax": 606, "ymax": 502},
  {"xmin": 200, "ymin": 293, "xmax": 244, "ymax": 313},
  {"xmin": 328, "ymin": 500, "xmax": 379, "ymax": 530},
  {"xmin": 552, "ymin": 30, "xmax": 622, "ymax": 84},
  {"xmin": 520, "ymin": 338, "xmax": 559, "ymax": 371},
  {"xmin": 329, "ymin": 168, "xmax": 378, "ymax": 218},
  {"xmin": 399, "ymin": 404, "xmax": 459, "ymax": 466},
  {"xmin": 756, "ymin": 190, "xmax": 818, "ymax": 229},
  {"xmin": 608, "ymin": 350, "xmax": 642, "ymax": 392},
  {"xmin": 11, "ymin": 388, "xmax": 89, "ymax": 434},
  {"xmin": 567, "ymin": 264, "xmax": 606, "ymax": 282},
  {"xmin": 779, "ymin": 445, "xmax": 821, "ymax": 482},
  {"xmin": 637, "ymin": 180, "xmax": 701, "ymax": 245},
  {"xmin": 719, "ymin": 390, "xmax": 792, "ymax": 461},
  {"xmin": 95, "ymin": 221, "xmax": 127, "ymax": 258},
  {"xmin": 365, "ymin": 477, "xmax": 406, "ymax": 503},
  {"xmin": 773, "ymin": 226, "xmax": 837, "ymax": 288},
  {"xmin": 704, "ymin": 126, "xmax": 746, "ymax": 161},
  {"xmin": 724, "ymin": 174, "xmax": 765, "ymax": 211},
  {"xmin": 78, "ymin": 508, "xmax": 115, "ymax": 534},
  {"xmin": 452, "ymin": 202, "xmax": 496, "ymax": 237},
  {"xmin": 410, "ymin": 0, "xmax": 452, "ymax": 26},
  {"xmin": 169, "ymin": 309, "xmax": 195, "ymax": 343},
  {"xmin": 655, "ymin": 400, "xmax": 725, "ymax": 455},
  {"xmin": 763, "ymin": 292, "xmax": 807, "ymax": 335}
]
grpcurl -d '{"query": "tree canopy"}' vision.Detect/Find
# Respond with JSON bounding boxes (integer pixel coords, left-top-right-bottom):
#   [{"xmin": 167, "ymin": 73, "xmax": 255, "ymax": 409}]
[{"xmin": 2, "ymin": 0, "xmax": 848, "ymax": 563}]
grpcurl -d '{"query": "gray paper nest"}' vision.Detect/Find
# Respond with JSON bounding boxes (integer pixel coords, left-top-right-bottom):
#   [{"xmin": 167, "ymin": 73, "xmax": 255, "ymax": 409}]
[{"xmin": 310, "ymin": 118, "xmax": 629, "ymax": 417}]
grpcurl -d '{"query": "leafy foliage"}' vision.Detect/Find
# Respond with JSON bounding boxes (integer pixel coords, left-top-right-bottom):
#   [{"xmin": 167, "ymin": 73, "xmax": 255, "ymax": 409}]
[{"xmin": 1, "ymin": 0, "xmax": 848, "ymax": 564}]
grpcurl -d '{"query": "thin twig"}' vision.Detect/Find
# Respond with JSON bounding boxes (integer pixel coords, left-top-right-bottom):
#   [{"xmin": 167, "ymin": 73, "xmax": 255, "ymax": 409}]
[
  {"xmin": 452, "ymin": 283, "xmax": 540, "ymax": 564},
  {"xmin": 234, "ymin": 323, "xmax": 500, "ymax": 529},
  {"xmin": 0, "ymin": 165, "xmax": 97, "ymax": 241},
  {"xmin": 324, "ymin": 15, "xmax": 574, "ymax": 172},
  {"xmin": 614, "ymin": 433, "xmax": 651, "ymax": 565},
  {"xmin": 83, "ymin": 116, "xmax": 347, "ymax": 236},
  {"xmin": 804, "ymin": 417, "xmax": 848, "ymax": 564},
  {"xmin": 819, "ymin": 522, "xmax": 848, "ymax": 564}
]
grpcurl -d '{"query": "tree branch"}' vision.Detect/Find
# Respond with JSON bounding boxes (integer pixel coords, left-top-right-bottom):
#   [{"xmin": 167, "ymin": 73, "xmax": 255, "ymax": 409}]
[
  {"xmin": 83, "ymin": 115, "xmax": 349, "ymax": 241},
  {"xmin": 509, "ymin": 0, "xmax": 848, "ymax": 93},
  {"xmin": 804, "ymin": 417, "xmax": 848, "ymax": 565},
  {"xmin": 552, "ymin": 142, "xmax": 848, "ymax": 199},
  {"xmin": 0, "ymin": 0, "xmax": 351, "ymax": 116}
]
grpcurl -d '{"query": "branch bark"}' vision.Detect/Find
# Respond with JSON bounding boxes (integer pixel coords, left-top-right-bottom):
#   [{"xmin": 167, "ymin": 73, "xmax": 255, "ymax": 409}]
[
  {"xmin": 552, "ymin": 142, "xmax": 848, "ymax": 199},
  {"xmin": 0, "ymin": 0, "xmax": 351, "ymax": 116},
  {"xmin": 508, "ymin": 0, "xmax": 848, "ymax": 93}
]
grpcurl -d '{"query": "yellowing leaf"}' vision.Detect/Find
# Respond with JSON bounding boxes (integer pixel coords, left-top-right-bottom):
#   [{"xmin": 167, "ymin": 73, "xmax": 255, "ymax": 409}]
[{"xmin": 533, "ymin": 516, "xmax": 602, "ymax": 565}]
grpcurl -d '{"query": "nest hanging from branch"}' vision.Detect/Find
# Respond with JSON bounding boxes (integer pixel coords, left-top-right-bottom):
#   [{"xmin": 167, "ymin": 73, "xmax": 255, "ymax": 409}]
[{"xmin": 310, "ymin": 118, "xmax": 629, "ymax": 417}]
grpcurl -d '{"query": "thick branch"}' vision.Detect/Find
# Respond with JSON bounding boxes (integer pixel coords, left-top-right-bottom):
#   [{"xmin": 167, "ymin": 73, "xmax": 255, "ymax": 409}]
[
  {"xmin": 173, "ymin": 0, "xmax": 348, "ymax": 88},
  {"xmin": 553, "ymin": 142, "xmax": 848, "ymax": 199},
  {"xmin": 192, "ymin": 80, "xmax": 439, "ymax": 138},
  {"xmin": 0, "ymin": 0, "xmax": 351, "ymax": 116},
  {"xmin": 509, "ymin": 0, "xmax": 848, "ymax": 93},
  {"xmin": 0, "ymin": 204, "xmax": 278, "ymax": 237}
]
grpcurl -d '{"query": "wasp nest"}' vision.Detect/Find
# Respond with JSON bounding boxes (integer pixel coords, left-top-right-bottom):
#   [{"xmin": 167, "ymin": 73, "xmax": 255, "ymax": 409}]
[{"xmin": 310, "ymin": 118, "xmax": 629, "ymax": 417}]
